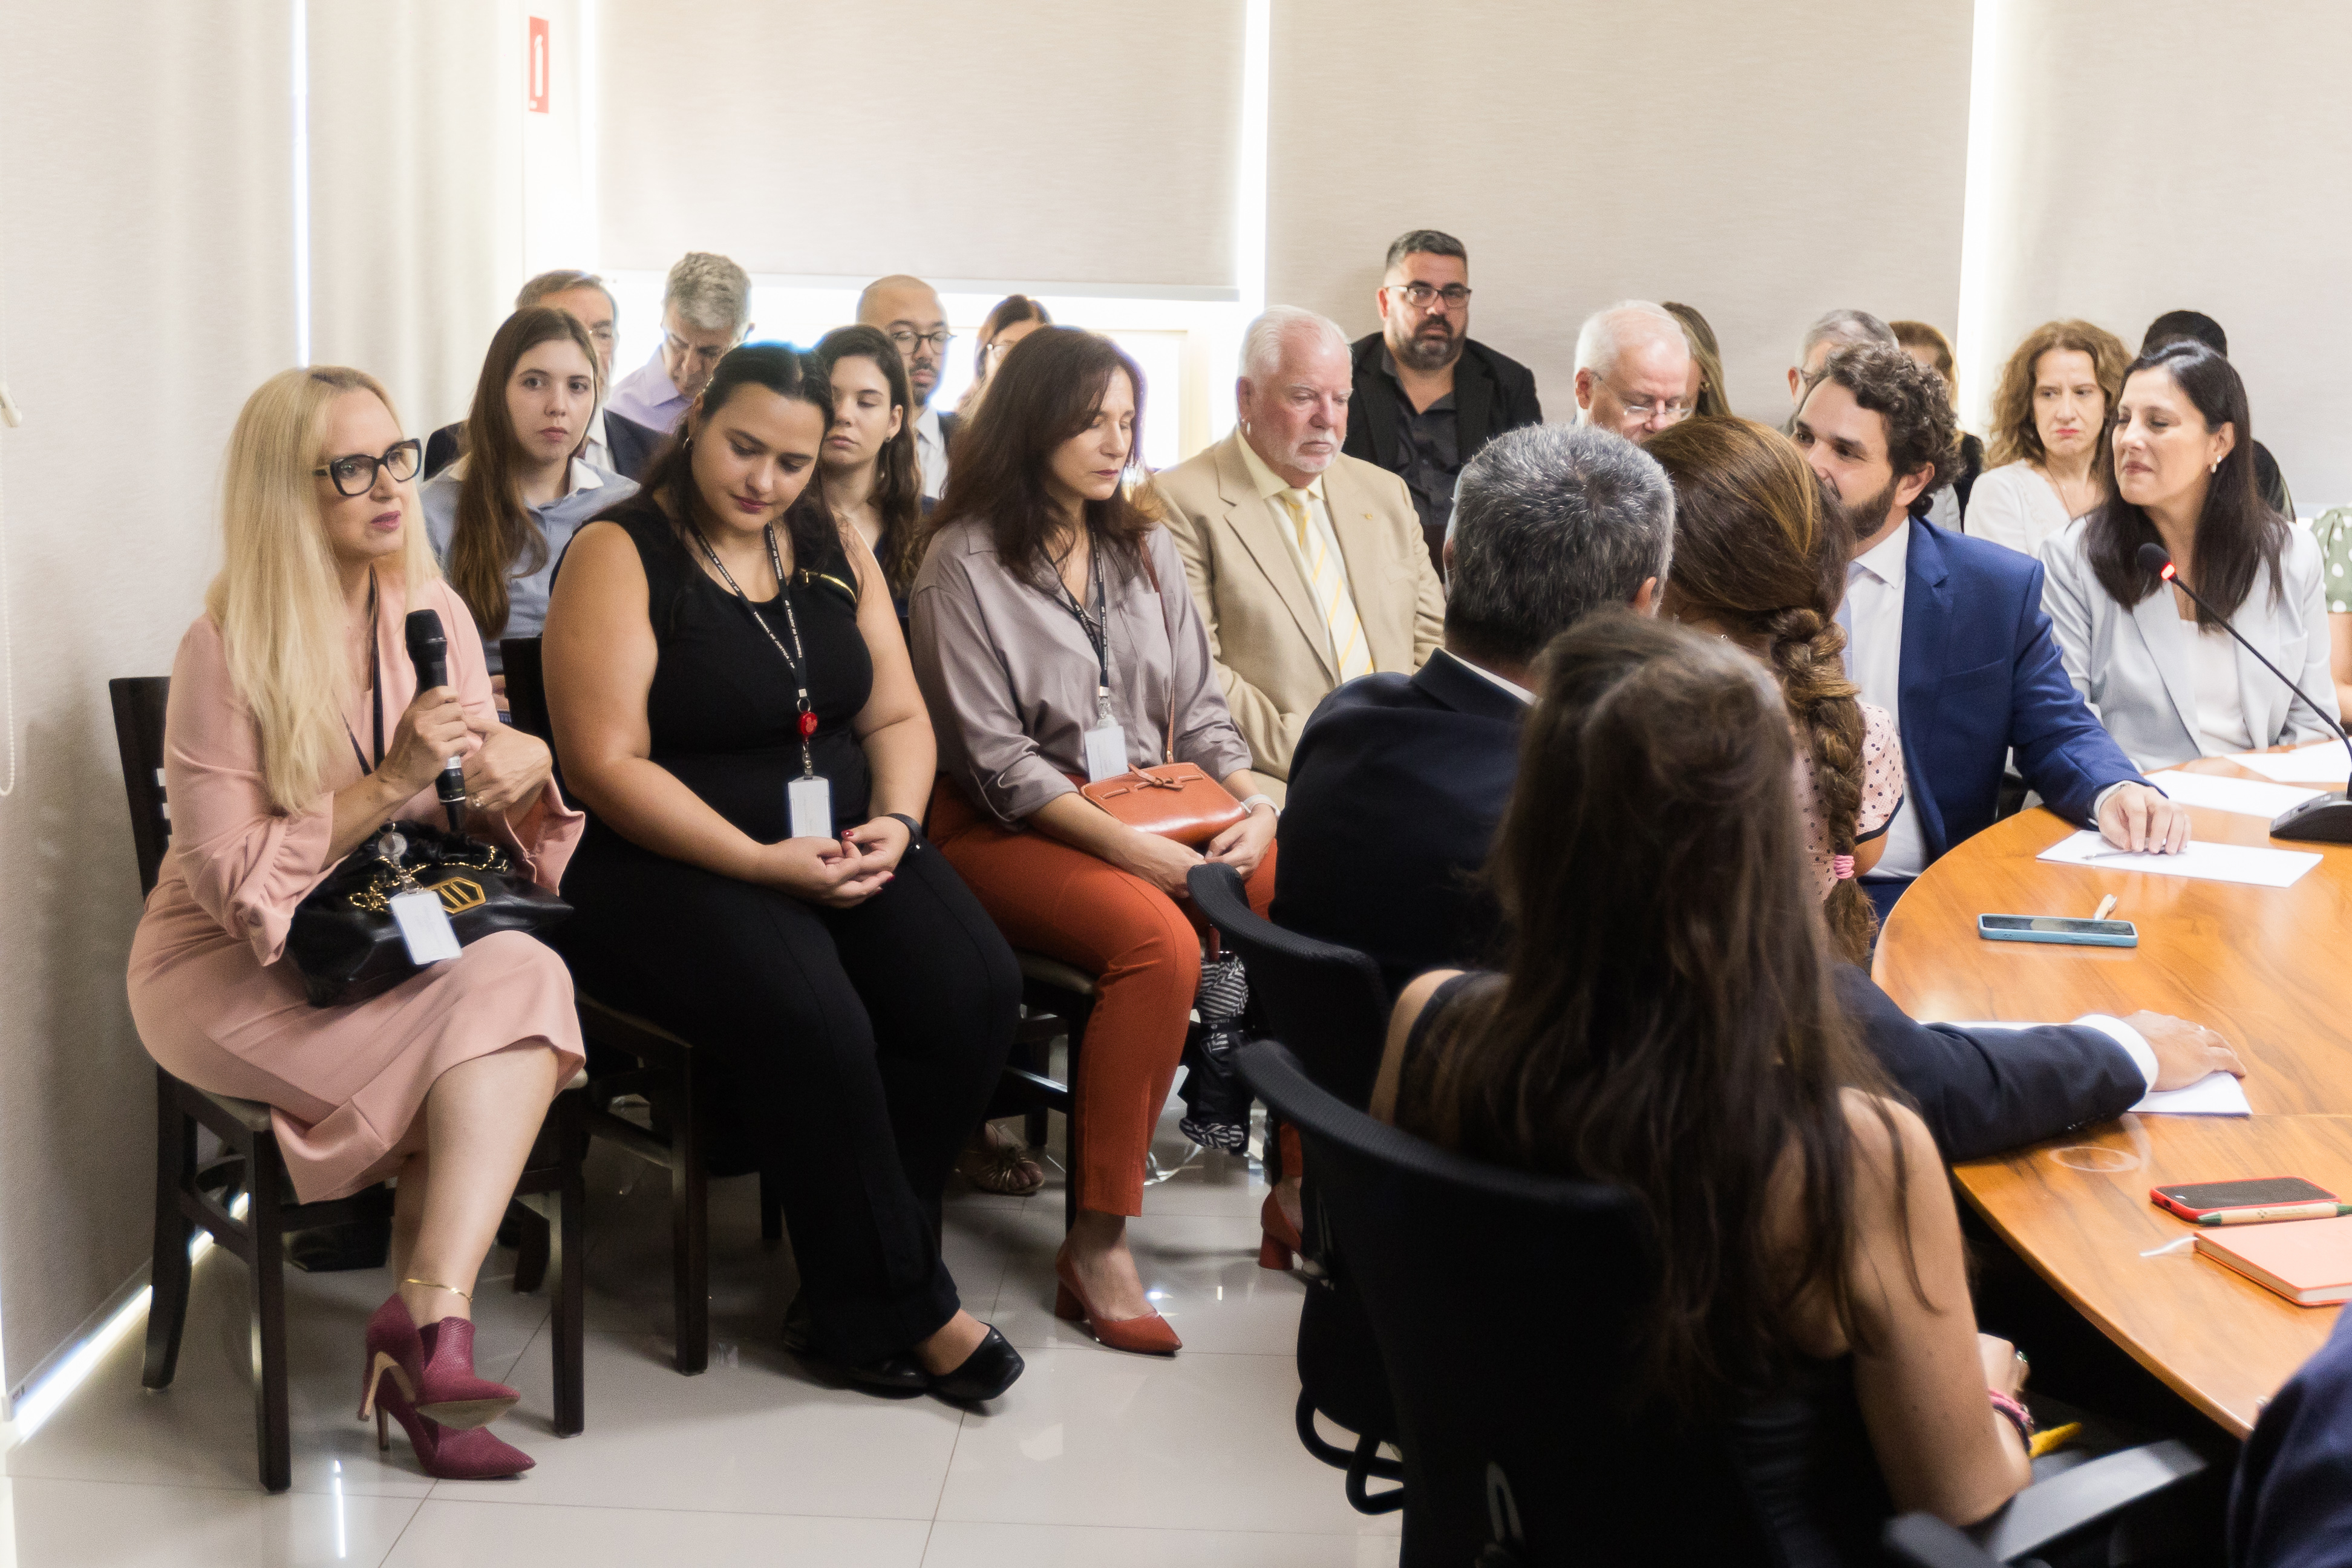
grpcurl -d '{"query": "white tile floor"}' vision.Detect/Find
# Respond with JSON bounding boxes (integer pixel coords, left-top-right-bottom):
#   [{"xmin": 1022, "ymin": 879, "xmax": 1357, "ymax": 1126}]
[{"xmin": 0, "ymin": 1109, "xmax": 1403, "ymax": 1566}]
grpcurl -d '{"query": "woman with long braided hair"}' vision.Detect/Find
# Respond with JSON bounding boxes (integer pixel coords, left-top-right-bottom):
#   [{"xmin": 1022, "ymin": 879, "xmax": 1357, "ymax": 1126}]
[{"xmin": 1645, "ymin": 416, "xmax": 1902, "ymax": 963}]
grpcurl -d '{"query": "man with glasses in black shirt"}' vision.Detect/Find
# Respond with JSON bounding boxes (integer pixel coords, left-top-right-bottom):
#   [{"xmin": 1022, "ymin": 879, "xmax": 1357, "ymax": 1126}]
[
  {"xmin": 1344, "ymin": 229, "xmax": 1542, "ymax": 573},
  {"xmin": 858, "ymin": 275, "xmax": 959, "ymax": 499}
]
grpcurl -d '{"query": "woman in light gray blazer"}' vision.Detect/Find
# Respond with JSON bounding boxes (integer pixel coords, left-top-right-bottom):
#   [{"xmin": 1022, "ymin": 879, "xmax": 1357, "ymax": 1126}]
[{"xmin": 2040, "ymin": 339, "xmax": 2337, "ymax": 773}]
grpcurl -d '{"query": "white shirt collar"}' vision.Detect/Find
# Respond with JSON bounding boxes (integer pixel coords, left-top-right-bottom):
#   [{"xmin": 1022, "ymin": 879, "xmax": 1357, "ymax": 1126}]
[
  {"xmin": 1851, "ymin": 513, "xmax": 1912, "ymax": 587},
  {"xmin": 1442, "ymin": 647, "xmax": 1535, "ymax": 705}
]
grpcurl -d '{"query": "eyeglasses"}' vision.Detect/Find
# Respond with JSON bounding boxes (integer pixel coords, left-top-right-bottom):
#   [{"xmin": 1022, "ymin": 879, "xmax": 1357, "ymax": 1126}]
[
  {"xmin": 313, "ymin": 439, "xmax": 422, "ymax": 497},
  {"xmin": 887, "ymin": 328, "xmax": 955, "ymax": 354},
  {"xmin": 1394, "ymin": 283, "xmax": 1472, "ymax": 311},
  {"xmin": 1603, "ymin": 378, "xmax": 1690, "ymax": 426}
]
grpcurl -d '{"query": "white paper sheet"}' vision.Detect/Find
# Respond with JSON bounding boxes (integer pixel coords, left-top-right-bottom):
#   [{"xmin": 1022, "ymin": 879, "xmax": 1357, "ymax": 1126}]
[
  {"xmin": 2228, "ymin": 742, "xmax": 2352, "ymax": 785},
  {"xmin": 1947, "ymin": 1023, "xmax": 2253, "ymax": 1117},
  {"xmin": 2147, "ymin": 770, "xmax": 2323, "ymax": 820},
  {"xmin": 2130, "ymin": 1071, "xmax": 2253, "ymax": 1116},
  {"xmin": 2036, "ymin": 830, "xmax": 2322, "ymax": 888}
]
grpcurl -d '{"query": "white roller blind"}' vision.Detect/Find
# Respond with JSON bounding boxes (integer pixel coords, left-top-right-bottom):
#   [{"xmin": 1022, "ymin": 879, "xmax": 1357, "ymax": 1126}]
[
  {"xmin": 307, "ymin": 0, "xmax": 524, "ymax": 436},
  {"xmin": 1265, "ymin": 0, "xmax": 1973, "ymax": 421},
  {"xmin": 1962, "ymin": 0, "xmax": 2352, "ymax": 511},
  {"xmin": 0, "ymin": 0, "xmax": 296, "ymax": 1398},
  {"xmin": 596, "ymin": 0, "xmax": 1246, "ymax": 291}
]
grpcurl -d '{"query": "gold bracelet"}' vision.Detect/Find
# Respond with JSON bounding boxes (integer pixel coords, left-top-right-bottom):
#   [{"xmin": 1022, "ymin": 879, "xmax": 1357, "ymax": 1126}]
[{"xmin": 402, "ymin": 1276, "xmax": 472, "ymax": 1303}]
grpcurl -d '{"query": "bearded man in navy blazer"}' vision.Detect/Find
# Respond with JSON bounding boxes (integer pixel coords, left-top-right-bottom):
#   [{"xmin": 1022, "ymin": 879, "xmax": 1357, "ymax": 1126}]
[{"xmin": 1790, "ymin": 344, "xmax": 2194, "ymax": 923}]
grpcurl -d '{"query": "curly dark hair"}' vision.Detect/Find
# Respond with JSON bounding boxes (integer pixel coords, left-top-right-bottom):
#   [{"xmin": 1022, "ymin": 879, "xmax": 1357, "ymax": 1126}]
[{"xmin": 1805, "ymin": 344, "xmax": 1962, "ymax": 518}]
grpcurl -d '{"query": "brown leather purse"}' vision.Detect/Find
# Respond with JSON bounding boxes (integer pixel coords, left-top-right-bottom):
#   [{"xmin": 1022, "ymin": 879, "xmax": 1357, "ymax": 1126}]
[{"xmin": 1078, "ymin": 545, "xmax": 1249, "ymax": 847}]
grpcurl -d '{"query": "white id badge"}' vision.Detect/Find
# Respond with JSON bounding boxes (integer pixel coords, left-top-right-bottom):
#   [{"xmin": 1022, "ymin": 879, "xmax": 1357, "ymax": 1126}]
[
  {"xmin": 390, "ymin": 889, "xmax": 463, "ymax": 965},
  {"xmin": 787, "ymin": 774, "xmax": 834, "ymax": 840},
  {"xmin": 1083, "ymin": 720, "xmax": 1128, "ymax": 783}
]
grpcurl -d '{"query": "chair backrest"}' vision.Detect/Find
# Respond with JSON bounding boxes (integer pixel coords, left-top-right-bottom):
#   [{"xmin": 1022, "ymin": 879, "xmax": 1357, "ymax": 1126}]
[
  {"xmin": 109, "ymin": 676, "xmax": 174, "ymax": 896},
  {"xmin": 1240, "ymin": 1039, "xmax": 1777, "ymax": 1567},
  {"xmin": 501, "ymin": 636, "xmax": 551, "ymax": 745},
  {"xmin": 1189, "ymin": 863, "xmax": 1389, "ymax": 1107}
]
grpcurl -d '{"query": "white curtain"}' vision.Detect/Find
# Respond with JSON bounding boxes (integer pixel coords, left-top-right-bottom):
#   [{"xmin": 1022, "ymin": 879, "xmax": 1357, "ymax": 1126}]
[
  {"xmin": 595, "ymin": 0, "xmax": 1249, "ymax": 290},
  {"xmin": 1265, "ymin": 0, "xmax": 1975, "ymax": 422},
  {"xmin": 0, "ymin": 0, "xmax": 298, "ymax": 1399},
  {"xmin": 1962, "ymin": 0, "xmax": 2352, "ymax": 511}
]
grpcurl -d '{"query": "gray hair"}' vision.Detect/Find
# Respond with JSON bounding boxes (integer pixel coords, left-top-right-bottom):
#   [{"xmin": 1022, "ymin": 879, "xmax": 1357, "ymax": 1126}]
[
  {"xmin": 1448, "ymin": 424, "xmax": 1676, "ymax": 666},
  {"xmin": 663, "ymin": 252, "xmax": 752, "ymax": 334},
  {"xmin": 1798, "ymin": 307, "xmax": 1895, "ymax": 365},
  {"xmin": 1384, "ymin": 228, "xmax": 1466, "ymax": 272},
  {"xmin": 1240, "ymin": 306, "xmax": 1350, "ymax": 382},
  {"xmin": 516, "ymin": 268, "xmax": 613, "ymax": 315},
  {"xmin": 1573, "ymin": 300, "xmax": 1687, "ymax": 380}
]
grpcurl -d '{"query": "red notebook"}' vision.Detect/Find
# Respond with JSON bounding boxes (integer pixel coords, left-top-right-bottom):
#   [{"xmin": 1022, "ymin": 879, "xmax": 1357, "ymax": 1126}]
[{"xmin": 2197, "ymin": 1215, "xmax": 2352, "ymax": 1305}]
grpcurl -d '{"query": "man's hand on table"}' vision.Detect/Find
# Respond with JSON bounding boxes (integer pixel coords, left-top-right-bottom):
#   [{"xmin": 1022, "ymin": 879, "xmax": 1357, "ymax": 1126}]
[
  {"xmin": 2125, "ymin": 1011, "xmax": 2249, "ymax": 1091},
  {"xmin": 2097, "ymin": 783, "xmax": 2192, "ymax": 855}
]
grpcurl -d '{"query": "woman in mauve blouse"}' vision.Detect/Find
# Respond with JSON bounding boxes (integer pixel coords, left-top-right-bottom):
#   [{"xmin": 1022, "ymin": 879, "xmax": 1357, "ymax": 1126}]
[{"xmin": 910, "ymin": 328, "xmax": 1278, "ymax": 1357}]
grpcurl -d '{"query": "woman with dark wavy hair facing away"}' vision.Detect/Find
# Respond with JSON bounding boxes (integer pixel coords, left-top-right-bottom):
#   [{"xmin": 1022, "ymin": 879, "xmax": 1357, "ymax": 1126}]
[
  {"xmin": 1377, "ymin": 614, "xmax": 2033, "ymax": 1557},
  {"xmin": 1645, "ymin": 415, "xmax": 1901, "ymax": 964}
]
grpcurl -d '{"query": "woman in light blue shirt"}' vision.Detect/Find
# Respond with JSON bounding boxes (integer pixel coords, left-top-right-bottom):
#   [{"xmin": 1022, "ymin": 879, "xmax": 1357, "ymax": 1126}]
[{"xmin": 422, "ymin": 307, "xmax": 638, "ymax": 684}]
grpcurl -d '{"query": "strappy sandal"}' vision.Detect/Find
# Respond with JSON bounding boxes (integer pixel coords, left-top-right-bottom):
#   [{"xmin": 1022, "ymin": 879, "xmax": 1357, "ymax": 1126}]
[{"xmin": 956, "ymin": 1125, "xmax": 1046, "ymax": 1197}]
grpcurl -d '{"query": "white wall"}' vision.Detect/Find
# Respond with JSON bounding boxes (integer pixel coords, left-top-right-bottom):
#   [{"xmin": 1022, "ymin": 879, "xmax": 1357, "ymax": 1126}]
[
  {"xmin": 1264, "ymin": 0, "xmax": 1975, "ymax": 426},
  {"xmin": 0, "ymin": 1, "xmax": 298, "ymax": 1396},
  {"xmin": 1959, "ymin": 0, "xmax": 2352, "ymax": 511}
]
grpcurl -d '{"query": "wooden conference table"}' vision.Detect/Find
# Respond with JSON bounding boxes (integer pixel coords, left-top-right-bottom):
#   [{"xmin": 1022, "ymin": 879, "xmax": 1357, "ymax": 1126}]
[{"xmin": 1875, "ymin": 760, "xmax": 2352, "ymax": 1439}]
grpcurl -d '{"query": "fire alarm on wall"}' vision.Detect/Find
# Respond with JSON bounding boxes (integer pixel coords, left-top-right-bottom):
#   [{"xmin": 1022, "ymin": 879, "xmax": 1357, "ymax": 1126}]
[{"xmin": 528, "ymin": 17, "xmax": 550, "ymax": 113}]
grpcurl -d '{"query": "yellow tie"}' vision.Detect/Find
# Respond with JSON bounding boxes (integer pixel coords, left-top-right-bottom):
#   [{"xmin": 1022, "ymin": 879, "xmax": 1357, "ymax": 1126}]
[{"xmin": 1279, "ymin": 489, "xmax": 1373, "ymax": 681}]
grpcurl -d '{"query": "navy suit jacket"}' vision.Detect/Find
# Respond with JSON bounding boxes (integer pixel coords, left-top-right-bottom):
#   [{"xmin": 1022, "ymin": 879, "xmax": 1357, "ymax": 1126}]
[
  {"xmin": 2231, "ymin": 1306, "xmax": 2352, "ymax": 1567},
  {"xmin": 423, "ymin": 408, "xmax": 664, "ymax": 485},
  {"xmin": 1894, "ymin": 517, "xmax": 2143, "ymax": 863},
  {"xmin": 1276, "ymin": 648, "xmax": 2146, "ymax": 1161}
]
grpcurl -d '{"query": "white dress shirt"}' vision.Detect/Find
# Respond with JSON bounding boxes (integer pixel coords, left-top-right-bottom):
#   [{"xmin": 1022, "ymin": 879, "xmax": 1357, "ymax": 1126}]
[
  {"xmin": 1233, "ymin": 435, "xmax": 1368, "ymax": 666},
  {"xmin": 2190, "ymin": 621, "xmax": 2254, "ymax": 754},
  {"xmin": 1438, "ymin": 647, "xmax": 1534, "ymax": 705},
  {"xmin": 915, "ymin": 405, "xmax": 950, "ymax": 500},
  {"xmin": 1839, "ymin": 521, "xmax": 1928, "ymax": 879}
]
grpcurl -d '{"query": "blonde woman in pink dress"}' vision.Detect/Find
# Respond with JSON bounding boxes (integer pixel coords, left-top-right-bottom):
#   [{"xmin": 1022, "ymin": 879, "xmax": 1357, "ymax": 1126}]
[{"xmin": 127, "ymin": 367, "xmax": 584, "ymax": 1480}]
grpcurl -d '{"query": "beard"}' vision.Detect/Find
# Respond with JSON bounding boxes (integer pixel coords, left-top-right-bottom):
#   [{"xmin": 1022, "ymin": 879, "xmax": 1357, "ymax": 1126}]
[
  {"xmin": 1829, "ymin": 471, "xmax": 1903, "ymax": 544},
  {"xmin": 1389, "ymin": 316, "xmax": 1463, "ymax": 373}
]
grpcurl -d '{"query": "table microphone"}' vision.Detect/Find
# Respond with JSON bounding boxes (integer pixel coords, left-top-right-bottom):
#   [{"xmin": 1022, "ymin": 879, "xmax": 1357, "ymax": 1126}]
[
  {"xmin": 403, "ymin": 609, "xmax": 468, "ymax": 832},
  {"xmin": 2137, "ymin": 541, "xmax": 2352, "ymax": 842}
]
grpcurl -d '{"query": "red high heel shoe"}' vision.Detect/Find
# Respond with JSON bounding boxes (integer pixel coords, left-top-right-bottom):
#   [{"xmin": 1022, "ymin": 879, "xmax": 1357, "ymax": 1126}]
[
  {"xmin": 1259, "ymin": 1191, "xmax": 1303, "ymax": 1272},
  {"xmin": 362, "ymin": 1367, "xmax": 534, "ymax": 1480},
  {"xmin": 358, "ymin": 1293, "xmax": 519, "ymax": 1432},
  {"xmin": 1053, "ymin": 1247, "xmax": 1181, "ymax": 1355}
]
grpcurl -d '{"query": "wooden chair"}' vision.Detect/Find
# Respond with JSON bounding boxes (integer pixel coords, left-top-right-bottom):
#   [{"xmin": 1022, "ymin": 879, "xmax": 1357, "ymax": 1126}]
[
  {"xmin": 501, "ymin": 638, "xmax": 784, "ymax": 1375},
  {"xmin": 998, "ymin": 955, "xmax": 1094, "ymax": 1232},
  {"xmin": 111, "ymin": 676, "xmax": 587, "ymax": 1492}
]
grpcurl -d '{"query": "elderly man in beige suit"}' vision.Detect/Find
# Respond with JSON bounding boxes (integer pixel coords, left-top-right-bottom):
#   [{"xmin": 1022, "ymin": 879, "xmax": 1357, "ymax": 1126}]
[{"xmin": 1155, "ymin": 307, "xmax": 1445, "ymax": 802}]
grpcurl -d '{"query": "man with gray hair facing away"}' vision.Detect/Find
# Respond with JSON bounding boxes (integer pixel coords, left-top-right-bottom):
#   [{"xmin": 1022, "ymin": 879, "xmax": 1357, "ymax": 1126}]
[
  {"xmin": 1572, "ymin": 300, "xmax": 1696, "ymax": 442},
  {"xmin": 607, "ymin": 251, "xmax": 754, "ymax": 433},
  {"xmin": 1343, "ymin": 229, "xmax": 1543, "ymax": 573},
  {"xmin": 1788, "ymin": 307, "xmax": 1896, "ymax": 405},
  {"xmin": 1273, "ymin": 423, "xmax": 1671, "ymax": 993},
  {"xmin": 1157, "ymin": 307, "xmax": 1445, "ymax": 802}
]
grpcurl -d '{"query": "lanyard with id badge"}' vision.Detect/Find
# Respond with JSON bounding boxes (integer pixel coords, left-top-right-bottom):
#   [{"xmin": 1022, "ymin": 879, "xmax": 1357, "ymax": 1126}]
[
  {"xmin": 344, "ymin": 570, "xmax": 464, "ymax": 966},
  {"xmin": 1056, "ymin": 528, "xmax": 1129, "ymax": 783},
  {"xmin": 692, "ymin": 522, "xmax": 835, "ymax": 840}
]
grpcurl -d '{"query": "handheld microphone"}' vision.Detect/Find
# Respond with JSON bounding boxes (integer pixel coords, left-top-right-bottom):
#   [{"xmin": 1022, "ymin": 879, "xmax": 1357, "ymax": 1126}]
[
  {"xmin": 403, "ymin": 609, "xmax": 468, "ymax": 832},
  {"xmin": 2137, "ymin": 542, "xmax": 2352, "ymax": 842}
]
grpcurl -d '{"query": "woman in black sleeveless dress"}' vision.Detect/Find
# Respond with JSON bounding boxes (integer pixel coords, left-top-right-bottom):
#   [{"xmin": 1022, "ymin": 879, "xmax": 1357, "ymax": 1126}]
[{"xmin": 543, "ymin": 345, "xmax": 1022, "ymax": 1402}]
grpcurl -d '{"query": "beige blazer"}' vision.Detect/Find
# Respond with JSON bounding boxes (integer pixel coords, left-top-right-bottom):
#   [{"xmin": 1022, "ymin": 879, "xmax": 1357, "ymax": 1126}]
[{"xmin": 1154, "ymin": 431, "xmax": 1445, "ymax": 791}]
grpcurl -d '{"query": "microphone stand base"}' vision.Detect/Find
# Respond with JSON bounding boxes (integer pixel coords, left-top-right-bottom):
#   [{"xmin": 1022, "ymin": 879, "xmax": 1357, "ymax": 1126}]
[{"xmin": 2269, "ymin": 792, "xmax": 2352, "ymax": 843}]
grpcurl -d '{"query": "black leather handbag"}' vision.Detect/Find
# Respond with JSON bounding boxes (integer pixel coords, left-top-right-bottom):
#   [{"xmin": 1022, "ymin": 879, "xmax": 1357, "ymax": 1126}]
[{"xmin": 286, "ymin": 822, "xmax": 570, "ymax": 1007}]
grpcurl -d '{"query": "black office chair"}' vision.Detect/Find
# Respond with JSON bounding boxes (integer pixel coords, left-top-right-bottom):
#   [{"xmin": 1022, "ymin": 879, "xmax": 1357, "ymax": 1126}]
[
  {"xmin": 1186, "ymin": 863, "xmax": 1387, "ymax": 1107},
  {"xmin": 112, "ymin": 676, "xmax": 586, "ymax": 1491},
  {"xmin": 1238, "ymin": 1039, "xmax": 2207, "ymax": 1566}
]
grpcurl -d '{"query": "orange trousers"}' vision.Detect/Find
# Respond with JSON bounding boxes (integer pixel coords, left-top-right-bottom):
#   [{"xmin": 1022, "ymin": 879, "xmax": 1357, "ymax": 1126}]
[{"xmin": 930, "ymin": 781, "xmax": 1275, "ymax": 1216}]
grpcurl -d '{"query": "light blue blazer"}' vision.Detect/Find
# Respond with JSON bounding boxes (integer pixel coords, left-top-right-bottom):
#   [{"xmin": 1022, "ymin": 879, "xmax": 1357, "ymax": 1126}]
[{"xmin": 2039, "ymin": 517, "xmax": 2339, "ymax": 772}]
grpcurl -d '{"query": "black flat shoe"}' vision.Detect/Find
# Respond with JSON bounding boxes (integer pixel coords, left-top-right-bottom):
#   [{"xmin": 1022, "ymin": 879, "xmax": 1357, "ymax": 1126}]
[
  {"xmin": 783, "ymin": 1297, "xmax": 929, "ymax": 1397},
  {"xmin": 929, "ymin": 1327, "xmax": 1024, "ymax": 1403}
]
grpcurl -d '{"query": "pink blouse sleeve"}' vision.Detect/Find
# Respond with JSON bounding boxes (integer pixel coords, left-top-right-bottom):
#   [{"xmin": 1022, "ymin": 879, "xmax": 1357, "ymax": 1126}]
[
  {"xmin": 1857, "ymin": 701, "xmax": 1904, "ymax": 842},
  {"xmin": 161, "ymin": 616, "xmax": 339, "ymax": 967},
  {"xmin": 429, "ymin": 580, "xmax": 583, "ymax": 890}
]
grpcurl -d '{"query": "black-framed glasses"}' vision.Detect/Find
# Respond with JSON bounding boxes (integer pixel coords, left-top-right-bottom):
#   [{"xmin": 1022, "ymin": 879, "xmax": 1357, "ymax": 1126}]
[
  {"xmin": 1395, "ymin": 283, "xmax": 1472, "ymax": 310},
  {"xmin": 886, "ymin": 328, "xmax": 955, "ymax": 354},
  {"xmin": 313, "ymin": 439, "xmax": 422, "ymax": 497}
]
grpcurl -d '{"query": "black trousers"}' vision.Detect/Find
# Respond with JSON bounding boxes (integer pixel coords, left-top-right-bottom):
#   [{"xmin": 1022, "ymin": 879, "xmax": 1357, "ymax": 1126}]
[{"xmin": 558, "ymin": 826, "xmax": 1019, "ymax": 1362}]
